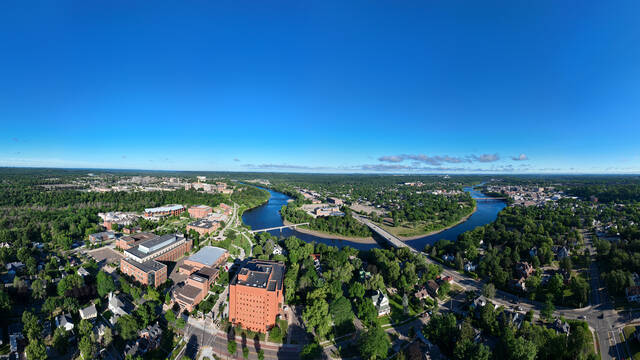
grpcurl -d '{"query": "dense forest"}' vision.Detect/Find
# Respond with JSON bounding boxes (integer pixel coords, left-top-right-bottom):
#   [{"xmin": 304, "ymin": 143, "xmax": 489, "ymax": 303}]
[
  {"xmin": 429, "ymin": 202, "xmax": 593, "ymax": 307},
  {"xmin": 280, "ymin": 204, "xmax": 372, "ymax": 238}
]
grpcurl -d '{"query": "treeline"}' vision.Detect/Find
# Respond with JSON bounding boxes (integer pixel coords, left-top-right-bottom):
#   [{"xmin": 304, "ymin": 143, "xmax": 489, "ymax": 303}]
[
  {"xmin": 386, "ymin": 192, "xmax": 475, "ymax": 224},
  {"xmin": 0, "ymin": 185, "xmax": 227, "ymax": 209},
  {"xmin": 568, "ymin": 184, "xmax": 640, "ymax": 203},
  {"xmin": 230, "ymin": 184, "xmax": 270, "ymax": 208},
  {"xmin": 280, "ymin": 205, "xmax": 371, "ymax": 238}
]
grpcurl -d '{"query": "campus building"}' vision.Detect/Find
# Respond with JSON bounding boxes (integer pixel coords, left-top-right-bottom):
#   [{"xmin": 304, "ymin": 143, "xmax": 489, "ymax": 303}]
[
  {"xmin": 188, "ymin": 205, "xmax": 213, "ymax": 219},
  {"xmin": 120, "ymin": 234, "xmax": 192, "ymax": 287},
  {"xmin": 116, "ymin": 232, "xmax": 156, "ymax": 250},
  {"xmin": 186, "ymin": 219, "xmax": 220, "ymax": 236},
  {"xmin": 174, "ymin": 267, "xmax": 219, "ymax": 312},
  {"xmin": 143, "ymin": 204, "xmax": 185, "ymax": 218},
  {"xmin": 179, "ymin": 246, "xmax": 229, "ymax": 275},
  {"xmin": 228, "ymin": 260, "xmax": 285, "ymax": 333},
  {"xmin": 173, "ymin": 246, "xmax": 228, "ymax": 311}
]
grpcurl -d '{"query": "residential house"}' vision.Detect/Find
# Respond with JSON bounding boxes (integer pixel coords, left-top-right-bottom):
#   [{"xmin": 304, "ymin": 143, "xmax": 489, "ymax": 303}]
[
  {"xmin": 464, "ymin": 262, "xmax": 476, "ymax": 272},
  {"xmin": 371, "ymin": 290, "xmax": 391, "ymax": 317},
  {"xmin": 557, "ymin": 247, "xmax": 570, "ymax": 259},
  {"xmin": 626, "ymin": 286, "xmax": 640, "ymax": 303},
  {"xmin": 553, "ymin": 318, "xmax": 570, "ymax": 335},
  {"xmin": 77, "ymin": 267, "xmax": 90, "ymax": 277},
  {"xmin": 108, "ymin": 292, "xmax": 135, "ymax": 324},
  {"xmin": 414, "ymin": 287, "xmax": 432, "ymax": 302},
  {"xmin": 427, "ymin": 280, "xmax": 440, "ymax": 298},
  {"xmin": 515, "ymin": 262, "xmax": 534, "ymax": 278},
  {"xmin": 55, "ymin": 313, "xmax": 74, "ymax": 331},
  {"xmin": 79, "ymin": 304, "xmax": 97, "ymax": 321}
]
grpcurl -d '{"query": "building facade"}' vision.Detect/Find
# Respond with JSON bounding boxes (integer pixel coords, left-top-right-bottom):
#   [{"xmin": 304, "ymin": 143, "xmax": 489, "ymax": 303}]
[
  {"xmin": 143, "ymin": 205, "xmax": 185, "ymax": 218},
  {"xmin": 188, "ymin": 205, "xmax": 213, "ymax": 218},
  {"xmin": 228, "ymin": 260, "xmax": 285, "ymax": 333},
  {"xmin": 186, "ymin": 219, "xmax": 220, "ymax": 236}
]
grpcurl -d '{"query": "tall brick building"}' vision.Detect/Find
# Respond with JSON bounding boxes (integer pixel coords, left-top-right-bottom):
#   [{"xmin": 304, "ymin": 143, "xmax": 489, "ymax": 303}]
[
  {"xmin": 228, "ymin": 260, "xmax": 285, "ymax": 333},
  {"xmin": 188, "ymin": 205, "xmax": 212, "ymax": 218},
  {"xmin": 120, "ymin": 234, "xmax": 192, "ymax": 287}
]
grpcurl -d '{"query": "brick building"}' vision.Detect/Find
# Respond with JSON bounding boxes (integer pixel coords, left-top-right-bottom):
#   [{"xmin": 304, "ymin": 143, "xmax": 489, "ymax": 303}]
[
  {"xmin": 179, "ymin": 246, "xmax": 229, "ymax": 275},
  {"xmin": 174, "ymin": 267, "xmax": 219, "ymax": 312},
  {"xmin": 116, "ymin": 232, "xmax": 156, "ymax": 251},
  {"xmin": 143, "ymin": 205, "xmax": 185, "ymax": 218},
  {"xmin": 188, "ymin": 205, "xmax": 212, "ymax": 219},
  {"xmin": 219, "ymin": 203, "xmax": 233, "ymax": 216},
  {"xmin": 186, "ymin": 219, "xmax": 220, "ymax": 236},
  {"xmin": 120, "ymin": 234, "xmax": 192, "ymax": 287},
  {"xmin": 229, "ymin": 260, "xmax": 285, "ymax": 333}
]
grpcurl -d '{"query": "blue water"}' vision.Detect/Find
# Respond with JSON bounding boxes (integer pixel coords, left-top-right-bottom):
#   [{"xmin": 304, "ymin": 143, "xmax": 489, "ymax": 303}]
[{"xmin": 241, "ymin": 186, "xmax": 506, "ymax": 251}]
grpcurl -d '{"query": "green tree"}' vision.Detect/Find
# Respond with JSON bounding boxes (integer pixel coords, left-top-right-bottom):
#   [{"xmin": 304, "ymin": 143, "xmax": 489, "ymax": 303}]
[
  {"xmin": 78, "ymin": 319, "xmax": 93, "ymax": 338},
  {"xmin": 303, "ymin": 297, "xmax": 330, "ymax": 339},
  {"xmin": 542, "ymin": 299, "xmax": 555, "ymax": 321},
  {"xmin": 31, "ymin": 279, "xmax": 46, "ymax": 300},
  {"xmin": 117, "ymin": 314, "xmax": 139, "ymax": 340},
  {"xmin": 57, "ymin": 273, "xmax": 84, "ymax": 296},
  {"xmin": 102, "ymin": 327, "xmax": 113, "ymax": 346},
  {"xmin": 359, "ymin": 325, "xmax": 390, "ymax": 360},
  {"xmin": 0, "ymin": 289, "xmax": 10, "ymax": 312},
  {"xmin": 96, "ymin": 270, "xmax": 116, "ymax": 298},
  {"xmin": 348, "ymin": 282, "xmax": 365, "ymax": 299},
  {"xmin": 258, "ymin": 349, "xmax": 265, "ymax": 360},
  {"xmin": 53, "ymin": 327, "xmax": 69, "ymax": 354},
  {"xmin": 482, "ymin": 283, "xmax": 496, "ymax": 298},
  {"xmin": 79, "ymin": 335, "xmax": 95, "ymax": 359},
  {"xmin": 227, "ymin": 340, "xmax": 237, "ymax": 355},
  {"xmin": 25, "ymin": 339, "xmax": 47, "ymax": 360},
  {"xmin": 22, "ymin": 310, "xmax": 42, "ymax": 341},
  {"xmin": 242, "ymin": 345, "xmax": 249, "ymax": 359}
]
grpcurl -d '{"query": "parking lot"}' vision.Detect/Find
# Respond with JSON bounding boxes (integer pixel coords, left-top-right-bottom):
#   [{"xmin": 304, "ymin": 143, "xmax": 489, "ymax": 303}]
[{"xmin": 88, "ymin": 247, "xmax": 123, "ymax": 270}]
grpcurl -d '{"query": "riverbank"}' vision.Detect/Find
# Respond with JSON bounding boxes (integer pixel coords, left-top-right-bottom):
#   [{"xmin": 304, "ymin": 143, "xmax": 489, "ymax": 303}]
[
  {"xmin": 282, "ymin": 219, "xmax": 378, "ymax": 244},
  {"xmin": 376, "ymin": 203, "xmax": 478, "ymax": 241}
]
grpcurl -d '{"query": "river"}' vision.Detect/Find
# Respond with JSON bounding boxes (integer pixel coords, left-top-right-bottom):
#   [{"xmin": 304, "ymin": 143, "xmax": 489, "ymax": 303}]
[{"xmin": 241, "ymin": 185, "xmax": 506, "ymax": 251}]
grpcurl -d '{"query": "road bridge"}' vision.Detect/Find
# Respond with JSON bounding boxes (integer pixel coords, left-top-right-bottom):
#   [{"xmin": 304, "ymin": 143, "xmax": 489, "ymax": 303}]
[
  {"xmin": 353, "ymin": 215, "xmax": 417, "ymax": 252},
  {"xmin": 249, "ymin": 222, "xmax": 310, "ymax": 234}
]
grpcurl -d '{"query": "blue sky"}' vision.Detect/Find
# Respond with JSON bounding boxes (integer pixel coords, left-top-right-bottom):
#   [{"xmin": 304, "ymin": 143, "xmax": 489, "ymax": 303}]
[{"xmin": 1, "ymin": 1, "xmax": 639, "ymax": 173}]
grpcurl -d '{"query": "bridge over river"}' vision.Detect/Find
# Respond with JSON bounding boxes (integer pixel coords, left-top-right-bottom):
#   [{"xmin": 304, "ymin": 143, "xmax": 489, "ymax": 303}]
[
  {"xmin": 249, "ymin": 222, "xmax": 310, "ymax": 234},
  {"xmin": 352, "ymin": 215, "xmax": 417, "ymax": 252}
]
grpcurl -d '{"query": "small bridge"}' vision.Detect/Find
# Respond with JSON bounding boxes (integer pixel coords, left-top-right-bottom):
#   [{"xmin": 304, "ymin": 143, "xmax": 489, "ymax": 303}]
[
  {"xmin": 474, "ymin": 197, "xmax": 507, "ymax": 200},
  {"xmin": 249, "ymin": 222, "xmax": 310, "ymax": 234}
]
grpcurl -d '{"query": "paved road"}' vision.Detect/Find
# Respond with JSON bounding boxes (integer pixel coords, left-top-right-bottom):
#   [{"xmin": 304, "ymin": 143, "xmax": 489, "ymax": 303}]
[{"xmin": 184, "ymin": 319, "xmax": 301, "ymax": 360}]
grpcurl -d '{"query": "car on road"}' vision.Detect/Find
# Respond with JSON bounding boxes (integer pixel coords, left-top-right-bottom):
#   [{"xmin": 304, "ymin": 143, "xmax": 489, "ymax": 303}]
[
  {"xmin": 598, "ymin": 313, "xmax": 604, "ymax": 319},
  {"xmin": 579, "ymin": 315, "xmax": 586, "ymax": 320},
  {"xmin": 516, "ymin": 306, "xmax": 523, "ymax": 311}
]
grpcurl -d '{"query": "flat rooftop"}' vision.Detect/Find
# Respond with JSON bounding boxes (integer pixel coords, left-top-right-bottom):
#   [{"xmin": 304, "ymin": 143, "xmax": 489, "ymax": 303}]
[
  {"xmin": 176, "ymin": 284, "xmax": 201, "ymax": 302},
  {"xmin": 125, "ymin": 234, "xmax": 184, "ymax": 259},
  {"xmin": 145, "ymin": 204, "xmax": 184, "ymax": 213},
  {"xmin": 122, "ymin": 258, "xmax": 166, "ymax": 273},
  {"xmin": 190, "ymin": 205, "xmax": 212, "ymax": 209},
  {"xmin": 187, "ymin": 246, "xmax": 228, "ymax": 267},
  {"xmin": 188, "ymin": 219, "xmax": 218, "ymax": 229},
  {"xmin": 231, "ymin": 260, "xmax": 285, "ymax": 291}
]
